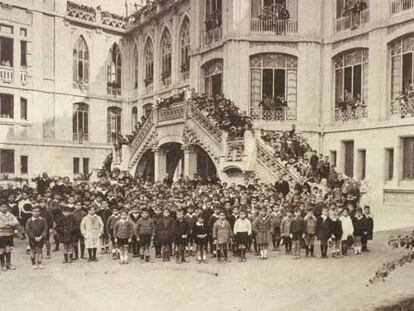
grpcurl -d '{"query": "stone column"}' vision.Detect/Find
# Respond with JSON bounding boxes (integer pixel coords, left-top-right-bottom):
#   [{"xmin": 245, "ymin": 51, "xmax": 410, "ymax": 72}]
[
  {"xmin": 183, "ymin": 145, "xmax": 197, "ymax": 178},
  {"xmin": 154, "ymin": 148, "xmax": 167, "ymax": 182}
]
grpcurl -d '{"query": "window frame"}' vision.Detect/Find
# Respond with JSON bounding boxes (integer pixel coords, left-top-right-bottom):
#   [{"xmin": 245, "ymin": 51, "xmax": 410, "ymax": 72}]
[
  {"xmin": 73, "ymin": 103, "xmax": 89, "ymax": 142},
  {"xmin": 203, "ymin": 59, "xmax": 223, "ymax": 96},
  {"xmin": 0, "ymin": 149, "xmax": 15, "ymax": 174},
  {"xmin": 144, "ymin": 39, "xmax": 154, "ymax": 87},
  {"xmin": 73, "ymin": 36, "xmax": 89, "ymax": 85}
]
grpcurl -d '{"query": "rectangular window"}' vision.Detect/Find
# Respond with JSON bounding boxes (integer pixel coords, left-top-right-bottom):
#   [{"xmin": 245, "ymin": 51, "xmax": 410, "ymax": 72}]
[
  {"xmin": 0, "ymin": 94, "xmax": 14, "ymax": 119},
  {"xmin": 211, "ymin": 73, "xmax": 222, "ymax": 96},
  {"xmin": 20, "ymin": 28, "xmax": 27, "ymax": 37},
  {"xmin": 385, "ymin": 148, "xmax": 394, "ymax": 181},
  {"xmin": 0, "ymin": 24, "xmax": 13, "ymax": 34},
  {"xmin": 330, "ymin": 150, "xmax": 337, "ymax": 167},
  {"xmin": 83, "ymin": 158, "xmax": 89, "ymax": 175},
  {"xmin": 336, "ymin": 0, "xmax": 345, "ymax": 18},
  {"xmin": 353, "ymin": 64, "xmax": 362, "ymax": 98},
  {"xmin": 20, "ymin": 155, "xmax": 28, "ymax": 174},
  {"xmin": 274, "ymin": 69, "xmax": 286, "ymax": 98},
  {"xmin": 20, "ymin": 97, "xmax": 27, "ymax": 120},
  {"xmin": 402, "ymin": 53, "xmax": 413, "ymax": 94},
  {"xmin": 344, "ymin": 66, "xmax": 352, "ymax": 94},
  {"xmin": 0, "ymin": 149, "xmax": 14, "ymax": 174},
  {"xmin": 73, "ymin": 157, "xmax": 80, "ymax": 175},
  {"xmin": 262, "ymin": 69, "xmax": 273, "ymax": 98},
  {"xmin": 343, "ymin": 140, "xmax": 354, "ymax": 178},
  {"xmin": 403, "ymin": 138, "xmax": 414, "ymax": 180},
  {"xmin": 358, "ymin": 149, "xmax": 366, "ymax": 180},
  {"xmin": 0, "ymin": 37, "xmax": 13, "ymax": 67},
  {"xmin": 20, "ymin": 41, "xmax": 27, "ymax": 67}
]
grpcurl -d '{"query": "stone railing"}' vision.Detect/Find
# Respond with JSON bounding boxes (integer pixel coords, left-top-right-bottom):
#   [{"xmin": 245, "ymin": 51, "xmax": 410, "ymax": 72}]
[
  {"xmin": 188, "ymin": 104, "xmax": 223, "ymax": 144},
  {"xmin": 336, "ymin": 9, "xmax": 369, "ymax": 32},
  {"xmin": 73, "ymin": 132, "xmax": 89, "ymax": 143},
  {"xmin": 157, "ymin": 103, "xmax": 185, "ymax": 122},
  {"xmin": 107, "ymin": 85, "xmax": 121, "ymax": 97},
  {"xmin": 67, "ymin": 1, "xmax": 96, "ymax": 22},
  {"xmin": 66, "ymin": 1, "xmax": 126, "ymax": 31},
  {"xmin": 256, "ymin": 138, "xmax": 299, "ymax": 180},
  {"xmin": 0, "ymin": 66, "xmax": 13, "ymax": 83},
  {"xmin": 226, "ymin": 139, "xmax": 245, "ymax": 162},
  {"xmin": 250, "ymin": 18, "xmax": 298, "ymax": 34},
  {"xmin": 251, "ymin": 106, "xmax": 296, "ymax": 121},
  {"xmin": 333, "ymin": 106, "xmax": 368, "ymax": 123},
  {"xmin": 390, "ymin": 0, "xmax": 414, "ymax": 15},
  {"xmin": 101, "ymin": 12, "xmax": 127, "ymax": 30},
  {"xmin": 130, "ymin": 110, "xmax": 155, "ymax": 152},
  {"xmin": 390, "ymin": 98, "xmax": 414, "ymax": 118},
  {"xmin": 201, "ymin": 27, "xmax": 222, "ymax": 48}
]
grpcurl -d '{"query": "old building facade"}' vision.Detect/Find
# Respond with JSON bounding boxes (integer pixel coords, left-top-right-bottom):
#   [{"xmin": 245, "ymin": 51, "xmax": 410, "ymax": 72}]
[{"xmin": 1, "ymin": 0, "xmax": 414, "ymax": 212}]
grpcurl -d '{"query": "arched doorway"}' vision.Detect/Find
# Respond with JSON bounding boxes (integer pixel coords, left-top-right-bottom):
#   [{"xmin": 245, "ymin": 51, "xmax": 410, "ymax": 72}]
[
  {"xmin": 135, "ymin": 149, "xmax": 154, "ymax": 181},
  {"xmin": 195, "ymin": 145, "xmax": 217, "ymax": 179}
]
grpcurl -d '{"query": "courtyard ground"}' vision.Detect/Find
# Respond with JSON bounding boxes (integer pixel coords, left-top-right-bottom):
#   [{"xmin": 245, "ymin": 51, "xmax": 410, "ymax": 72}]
[{"xmin": 1, "ymin": 228, "xmax": 414, "ymax": 311}]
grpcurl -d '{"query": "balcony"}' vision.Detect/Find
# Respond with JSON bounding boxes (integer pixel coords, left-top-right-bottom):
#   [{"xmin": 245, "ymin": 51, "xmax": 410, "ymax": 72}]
[
  {"xmin": 390, "ymin": 0, "xmax": 414, "ymax": 15},
  {"xmin": 0, "ymin": 66, "xmax": 14, "ymax": 83},
  {"xmin": 336, "ymin": 9, "xmax": 369, "ymax": 32},
  {"xmin": 107, "ymin": 85, "xmax": 121, "ymax": 97},
  {"xmin": 250, "ymin": 18, "xmax": 298, "ymax": 35},
  {"xmin": 201, "ymin": 27, "xmax": 222, "ymax": 49},
  {"xmin": 333, "ymin": 106, "xmax": 368, "ymax": 123},
  {"xmin": 390, "ymin": 97, "xmax": 414, "ymax": 119},
  {"xmin": 20, "ymin": 68, "xmax": 27, "ymax": 84}
]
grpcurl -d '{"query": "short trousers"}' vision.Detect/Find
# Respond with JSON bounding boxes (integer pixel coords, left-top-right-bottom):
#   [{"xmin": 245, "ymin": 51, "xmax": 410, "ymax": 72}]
[
  {"xmin": 139, "ymin": 234, "xmax": 152, "ymax": 247},
  {"xmin": 0, "ymin": 236, "xmax": 13, "ymax": 248},
  {"xmin": 117, "ymin": 238, "xmax": 129, "ymax": 246},
  {"xmin": 29, "ymin": 239, "xmax": 44, "ymax": 250}
]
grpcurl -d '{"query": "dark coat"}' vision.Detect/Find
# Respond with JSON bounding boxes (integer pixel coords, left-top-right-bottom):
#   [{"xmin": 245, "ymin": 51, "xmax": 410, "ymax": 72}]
[
  {"xmin": 155, "ymin": 216, "xmax": 174, "ymax": 244},
  {"xmin": 316, "ymin": 216, "xmax": 332, "ymax": 241},
  {"xmin": 364, "ymin": 216, "xmax": 374, "ymax": 240},
  {"xmin": 329, "ymin": 219, "xmax": 343, "ymax": 241},
  {"xmin": 56, "ymin": 214, "xmax": 77, "ymax": 243},
  {"xmin": 173, "ymin": 218, "xmax": 189, "ymax": 243},
  {"xmin": 352, "ymin": 215, "xmax": 366, "ymax": 237},
  {"xmin": 97, "ymin": 209, "xmax": 112, "ymax": 235}
]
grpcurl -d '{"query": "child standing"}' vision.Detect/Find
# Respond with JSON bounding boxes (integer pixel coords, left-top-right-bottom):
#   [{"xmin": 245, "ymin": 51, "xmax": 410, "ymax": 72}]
[
  {"xmin": 290, "ymin": 209, "xmax": 305, "ymax": 259},
  {"xmin": 96, "ymin": 200, "xmax": 112, "ymax": 255},
  {"xmin": 233, "ymin": 210, "xmax": 252, "ymax": 262},
  {"xmin": 26, "ymin": 206, "xmax": 48, "ymax": 269},
  {"xmin": 56, "ymin": 206, "xmax": 77, "ymax": 263},
  {"xmin": 136, "ymin": 208, "xmax": 155, "ymax": 263},
  {"xmin": 106, "ymin": 207, "xmax": 121, "ymax": 260},
  {"xmin": 155, "ymin": 209, "xmax": 174, "ymax": 262},
  {"xmin": 270, "ymin": 207, "xmax": 282, "ymax": 251},
  {"xmin": 0, "ymin": 199, "xmax": 19, "ymax": 271},
  {"xmin": 303, "ymin": 209, "xmax": 317, "ymax": 257},
  {"xmin": 352, "ymin": 208, "xmax": 365, "ymax": 255},
  {"xmin": 253, "ymin": 208, "xmax": 271, "ymax": 260},
  {"xmin": 129, "ymin": 206, "xmax": 141, "ymax": 258},
  {"xmin": 317, "ymin": 207, "xmax": 332, "ymax": 258},
  {"xmin": 340, "ymin": 208, "xmax": 354, "ymax": 255},
  {"xmin": 173, "ymin": 209, "xmax": 189, "ymax": 264},
  {"xmin": 362, "ymin": 206, "xmax": 374, "ymax": 252},
  {"xmin": 184, "ymin": 205, "xmax": 197, "ymax": 257},
  {"xmin": 329, "ymin": 209, "xmax": 343, "ymax": 258},
  {"xmin": 213, "ymin": 211, "xmax": 232, "ymax": 262},
  {"xmin": 81, "ymin": 206, "xmax": 104, "ymax": 262},
  {"xmin": 72, "ymin": 201, "xmax": 86, "ymax": 260},
  {"xmin": 280, "ymin": 210, "xmax": 293, "ymax": 255},
  {"xmin": 193, "ymin": 215, "xmax": 208, "ymax": 263},
  {"xmin": 113, "ymin": 210, "xmax": 134, "ymax": 265}
]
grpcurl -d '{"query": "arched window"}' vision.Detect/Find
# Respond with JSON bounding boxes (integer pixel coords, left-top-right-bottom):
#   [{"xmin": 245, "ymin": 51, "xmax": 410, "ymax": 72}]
[
  {"xmin": 107, "ymin": 43, "xmax": 122, "ymax": 89},
  {"xmin": 132, "ymin": 106, "xmax": 138, "ymax": 127},
  {"xmin": 334, "ymin": 49, "xmax": 368, "ymax": 108},
  {"xmin": 160, "ymin": 29, "xmax": 172, "ymax": 87},
  {"xmin": 390, "ymin": 35, "xmax": 414, "ymax": 100},
  {"xmin": 144, "ymin": 38, "xmax": 154, "ymax": 88},
  {"xmin": 73, "ymin": 103, "xmax": 89, "ymax": 142},
  {"xmin": 179, "ymin": 17, "xmax": 190, "ymax": 81},
  {"xmin": 73, "ymin": 36, "xmax": 89, "ymax": 85},
  {"xmin": 107, "ymin": 107, "xmax": 122, "ymax": 144},
  {"xmin": 202, "ymin": 59, "xmax": 223, "ymax": 96},
  {"xmin": 133, "ymin": 45, "xmax": 139, "ymax": 89},
  {"xmin": 250, "ymin": 53, "xmax": 297, "ymax": 120},
  {"xmin": 143, "ymin": 103, "xmax": 153, "ymax": 117}
]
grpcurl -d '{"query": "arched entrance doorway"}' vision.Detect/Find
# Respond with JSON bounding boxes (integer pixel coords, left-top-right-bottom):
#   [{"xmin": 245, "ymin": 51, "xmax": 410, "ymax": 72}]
[{"xmin": 134, "ymin": 143, "xmax": 217, "ymax": 182}]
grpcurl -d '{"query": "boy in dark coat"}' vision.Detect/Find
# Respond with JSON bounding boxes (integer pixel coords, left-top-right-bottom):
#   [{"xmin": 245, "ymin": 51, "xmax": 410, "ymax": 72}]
[
  {"xmin": 173, "ymin": 209, "xmax": 189, "ymax": 263},
  {"xmin": 290, "ymin": 209, "xmax": 306, "ymax": 259},
  {"xmin": 362, "ymin": 205, "xmax": 374, "ymax": 252},
  {"xmin": 26, "ymin": 206, "xmax": 48, "ymax": 269},
  {"xmin": 352, "ymin": 208, "xmax": 366, "ymax": 255},
  {"xmin": 56, "ymin": 206, "xmax": 77, "ymax": 263},
  {"xmin": 129, "ymin": 206, "xmax": 141, "ymax": 258},
  {"xmin": 316, "ymin": 207, "xmax": 332, "ymax": 258},
  {"xmin": 72, "ymin": 201, "xmax": 86, "ymax": 260},
  {"xmin": 96, "ymin": 200, "xmax": 112, "ymax": 254},
  {"xmin": 136, "ymin": 208, "xmax": 155, "ymax": 262},
  {"xmin": 329, "ymin": 209, "xmax": 343, "ymax": 258},
  {"xmin": 155, "ymin": 209, "xmax": 174, "ymax": 261},
  {"xmin": 38, "ymin": 198, "xmax": 53, "ymax": 259}
]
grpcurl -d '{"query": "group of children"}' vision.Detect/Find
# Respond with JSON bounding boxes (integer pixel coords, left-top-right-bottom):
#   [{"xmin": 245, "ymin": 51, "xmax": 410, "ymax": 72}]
[{"xmin": 0, "ymin": 171, "xmax": 374, "ymax": 271}]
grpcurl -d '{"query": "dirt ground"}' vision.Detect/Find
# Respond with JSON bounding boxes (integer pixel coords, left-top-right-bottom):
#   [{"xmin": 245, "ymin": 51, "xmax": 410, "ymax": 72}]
[{"xmin": 1, "ymin": 230, "xmax": 414, "ymax": 311}]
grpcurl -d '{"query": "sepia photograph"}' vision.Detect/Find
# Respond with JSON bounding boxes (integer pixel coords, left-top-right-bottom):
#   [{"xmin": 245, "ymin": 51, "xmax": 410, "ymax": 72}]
[{"xmin": 1, "ymin": 0, "xmax": 414, "ymax": 310}]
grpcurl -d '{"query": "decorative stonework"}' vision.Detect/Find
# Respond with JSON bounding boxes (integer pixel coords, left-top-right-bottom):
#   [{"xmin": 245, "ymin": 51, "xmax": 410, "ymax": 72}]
[
  {"xmin": 249, "ymin": 42, "xmax": 297, "ymax": 50},
  {"xmin": 67, "ymin": 1, "xmax": 96, "ymax": 23}
]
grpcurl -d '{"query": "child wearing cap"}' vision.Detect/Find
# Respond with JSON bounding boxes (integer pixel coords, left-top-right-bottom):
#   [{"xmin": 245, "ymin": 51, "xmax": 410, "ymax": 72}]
[
  {"xmin": 26, "ymin": 206, "xmax": 48, "ymax": 269},
  {"xmin": 0, "ymin": 199, "xmax": 19, "ymax": 271},
  {"xmin": 114, "ymin": 210, "xmax": 134, "ymax": 264}
]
